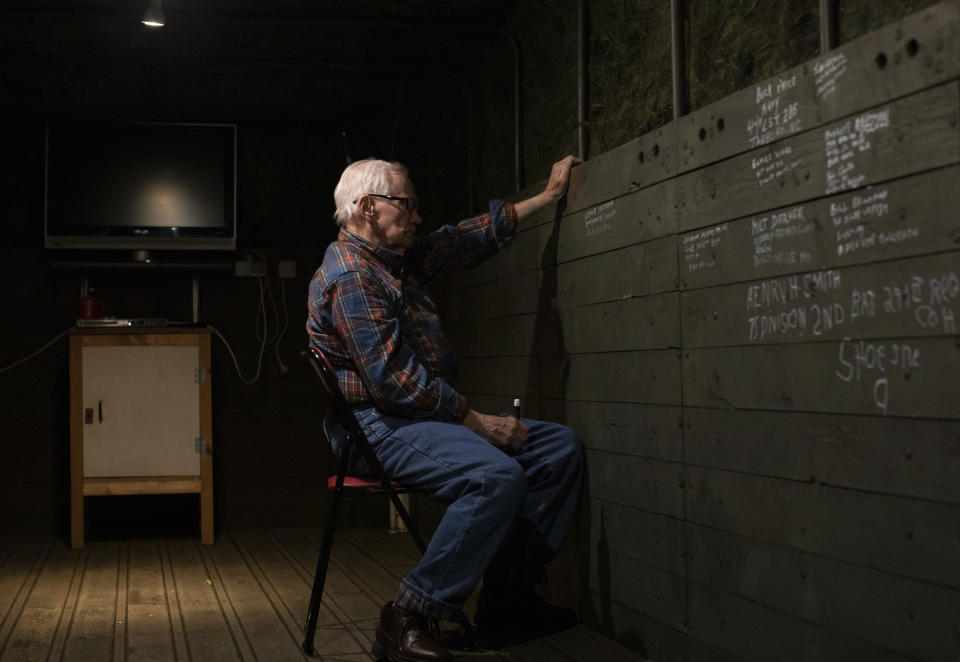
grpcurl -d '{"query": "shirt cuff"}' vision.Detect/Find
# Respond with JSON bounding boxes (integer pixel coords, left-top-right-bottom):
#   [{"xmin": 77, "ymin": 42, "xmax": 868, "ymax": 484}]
[
  {"xmin": 489, "ymin": 199, "xmax": 518, "ymax": 250},
  {"xmin": 433, "ymin": 379, "xmax": 468, "ymax": 421}
]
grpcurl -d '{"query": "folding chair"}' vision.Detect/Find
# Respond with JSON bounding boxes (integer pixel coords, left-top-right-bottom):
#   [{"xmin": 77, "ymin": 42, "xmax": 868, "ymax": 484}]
[{"xmin": 301, "ymin": 347, "xmax": 429, "ymax": 655}]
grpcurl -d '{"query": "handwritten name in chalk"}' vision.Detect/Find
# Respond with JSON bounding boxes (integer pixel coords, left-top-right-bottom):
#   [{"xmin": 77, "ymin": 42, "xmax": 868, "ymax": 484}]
[
  {"xmin": 745, "ymin": 270, "xmax": 843, "ymax": 311},
  {"xmin": 683, "ymin": 224, "xmax": 728, "ymax": 244},
  {"xmin": 837, "ymin": 227, "xmax": 921, "ymax": 257},
  {"xmin": 745, "ymin": 270, "xmax": 960, "ymax": 344},
  {"xmin": 855, "ymin": 110, "xmax": 890, "ymax": 134},
  {"xmin": 753, "ymin": 222, "xmax": 816, "ymax": 248},
  {"xmin": 743, "ymin": 204, "xmax": 816, "ymax": 266},
  {"xmin": 755, "ymin": 75, "xmax": 798, "ymax": 104},
  {"xmin": 682, "ymin": 223, "xmax": 728, "ymax": 272},
  {"xmin": 751, "ymin": 206, "xmax": 805, "ymax": 235},
  {"xmin": 835, "ymin": 339, "xmax": 922, "ymax": 382},
  {"xmin": 583, "ymin": 200, "xmax": 617, "ymax": 237},
  {"xmin": 751, "ymin": 145, "xmax": 802, "ymax": 186},
  {"xmin": 748, "ymin": 75, "xmax": 801, "ymax": 148},
  {"xmin": 851, "ymin": 188, "xmax": 888, "ymax": 209},
  {"xmin": 835, "ymin": 225, "xmax": 877, "ymax": 255},
  {"xmin": 824, "ymin": 109, "xmax": 891, "ymax": 194},
  {"xmin": 834, "ymin": 338, "xmax": 921, "ymax": 415},
  {"xmin": 831, "ymin": 188, "xmax": 890, "ymax": 227},
  {"xmin": 814, "ymin": 53, "xmax": 848, "ymax": 100},
  {"xmin": 583, "ymin": 200, "xmax": 615, "ymax": 221},
  {"xmin": 753, "ymin": 250, "xmax": 813, "ymax": 268},
  {"xmin": 879, "ymin": 228, "xmax": 920, "ymax": 244},
  {"xmin": 826, "ymin": 186, "xmax": 915, "ymax": 257}
]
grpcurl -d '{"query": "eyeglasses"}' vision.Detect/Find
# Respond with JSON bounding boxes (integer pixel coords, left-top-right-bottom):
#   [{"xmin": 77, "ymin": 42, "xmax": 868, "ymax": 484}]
[{"xmin": 355, "ymin": 193, "xmax": 419, "ymax": 214}]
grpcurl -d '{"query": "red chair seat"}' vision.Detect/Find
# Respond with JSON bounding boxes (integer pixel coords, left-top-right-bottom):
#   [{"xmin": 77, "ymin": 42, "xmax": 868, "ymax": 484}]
[{"xmin": 328, "ymin": 475, "xmax": 402, "ymax": 490}]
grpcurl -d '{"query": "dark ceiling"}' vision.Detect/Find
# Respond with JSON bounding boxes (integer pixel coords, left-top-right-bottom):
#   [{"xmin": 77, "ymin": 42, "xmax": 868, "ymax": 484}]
[
  {"xmin": 0, "ymin": 0, "xmax": 522, "ymax": 137},
  {"xmin": 0, "ymin": 0, "xmax": 518, "ymax": 70},
  {"xmin": 1, "ymin": 0, "xmax": 515, "ymax": 22}
]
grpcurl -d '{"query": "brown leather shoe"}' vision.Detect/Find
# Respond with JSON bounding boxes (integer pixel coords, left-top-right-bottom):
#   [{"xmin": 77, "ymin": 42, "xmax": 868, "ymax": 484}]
[{"xmin": 371, "ymin": 601, "xmax": 452, "ymax": 662}]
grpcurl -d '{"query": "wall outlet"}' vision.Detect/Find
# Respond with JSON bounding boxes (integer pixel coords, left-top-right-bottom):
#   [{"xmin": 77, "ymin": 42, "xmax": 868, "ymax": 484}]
[{"xmin": 278, "ymin": 260, "xmax": 296, "ymax": 279}]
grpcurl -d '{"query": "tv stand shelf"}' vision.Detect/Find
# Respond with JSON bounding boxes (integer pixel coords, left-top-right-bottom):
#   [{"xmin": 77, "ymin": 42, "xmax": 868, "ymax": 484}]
[{"xmin": 50, "ymin": 259, "xmax": 234, "ymax": 273}]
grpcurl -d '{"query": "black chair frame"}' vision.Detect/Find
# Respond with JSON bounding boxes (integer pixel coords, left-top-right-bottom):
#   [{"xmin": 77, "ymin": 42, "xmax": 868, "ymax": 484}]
[{"xmin": 301, "ymin": 348, "xmax": 429, "ymax": 655}]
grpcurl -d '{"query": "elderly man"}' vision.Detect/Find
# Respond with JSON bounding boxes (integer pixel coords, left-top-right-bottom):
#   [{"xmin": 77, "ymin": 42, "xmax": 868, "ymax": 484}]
[{"xmin": 307, "ymin": 155, "xmax": 583, "ymax": 662}]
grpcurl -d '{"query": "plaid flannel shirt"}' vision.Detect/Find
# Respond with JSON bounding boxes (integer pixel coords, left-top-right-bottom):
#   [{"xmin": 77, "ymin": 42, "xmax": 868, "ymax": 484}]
[{"xmin": 307, "ymin": 199, "xmax": 517, "ymax": 420}]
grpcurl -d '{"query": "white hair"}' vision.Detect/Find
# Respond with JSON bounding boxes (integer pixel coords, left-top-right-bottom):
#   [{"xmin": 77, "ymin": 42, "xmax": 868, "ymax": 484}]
[{"xmin": 332, "ymin": 158, "xmax": 409, "ymax": 228}]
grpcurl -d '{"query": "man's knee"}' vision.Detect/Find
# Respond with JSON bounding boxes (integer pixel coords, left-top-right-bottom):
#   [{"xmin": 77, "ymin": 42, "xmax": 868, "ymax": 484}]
[
  {"xmin": 543, "ymin": 423, "xmax": 584, "ymax": 465},
  {"xmin": 486, "ymin": 458, "xmax": 527, "ymax": 501}
]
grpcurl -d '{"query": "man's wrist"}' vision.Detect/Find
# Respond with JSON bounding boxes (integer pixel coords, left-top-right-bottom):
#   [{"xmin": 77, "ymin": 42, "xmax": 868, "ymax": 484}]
[{"xmin": 513, "ymin": 192, "xmax": 554, "ymax": 223}]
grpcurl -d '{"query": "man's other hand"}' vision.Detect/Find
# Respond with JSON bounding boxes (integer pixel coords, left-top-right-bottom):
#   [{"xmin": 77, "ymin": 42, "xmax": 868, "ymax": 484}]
[
  {"xmin": 513, "ymin": 154, "xmax": 582, "ymax": 222},
  {"xmin": 543, "ymin": 154, "xmax": 582, "ymax": 201},
  {"xmin": 461, "ymin": 409, "xmax": 528, "ymax": 453}
]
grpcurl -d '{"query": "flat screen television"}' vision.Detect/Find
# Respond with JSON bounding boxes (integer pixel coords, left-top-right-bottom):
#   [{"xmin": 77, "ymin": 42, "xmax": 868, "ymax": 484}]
[{"xmin": 44, "ymin": 122, "xmax": 237, "ymax": 256}]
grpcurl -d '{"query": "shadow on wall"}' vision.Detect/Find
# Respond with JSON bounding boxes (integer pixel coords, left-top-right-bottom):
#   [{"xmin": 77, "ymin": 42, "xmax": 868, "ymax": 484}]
[
  {"xmin": 529, "ymin": 197, "xmax": 646, "ymax": 655},
  {"xmin": 529, "ymin": 199, "xmax": 601, "ymax": 639}
]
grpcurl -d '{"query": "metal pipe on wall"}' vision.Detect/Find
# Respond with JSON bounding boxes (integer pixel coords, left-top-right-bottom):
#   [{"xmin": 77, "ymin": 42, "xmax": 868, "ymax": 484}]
[
  {"xmin": 820, "ymin": 0, "xmax": 839, "ymax": 53},
  {"xmin": 466, "ymin": 81, "xmax": 475, "ymax": 212},
  {"xmin": 577, "ymin": 0, "xmax": 588, "ymax": 161},
  {"xmin": 671, "ymin": 0, "xmax": 689, "ymax": 120},
  {"xmin": 499, "ymin": 28, "xmax": 524, "ymax": 192}
]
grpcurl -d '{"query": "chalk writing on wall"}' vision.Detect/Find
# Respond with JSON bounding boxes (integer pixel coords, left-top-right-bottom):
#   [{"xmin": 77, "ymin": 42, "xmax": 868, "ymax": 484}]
[
  {"xmin": 680, "ymin": 176, "xmax": 936, "ymax": 282},
  {"xmin": 824, "ymin": 109, "xmax": 890, "ymax": 194},
  {"xmin": 751, "ymin": 205, "xmax": 815, "ymax": 267},
  {"xmin": 583, "ymin": 200, "xmax": 616, "ymax": 237},
  {"xmin": 745, "ymin": 270, "xmax": 958, "ymax": 341},
  {"xmin": 834, "ymin": 338, "xmax": 922, "ymax": 414},
  {"xmin": 830, "ymin": 186, "xmax": 914, "ymax": 256},
  {"xmin": 752, "ymin": 146, "xmax": 802, "ymax": 186},
  {"xmin": 744, "ymin": 267, "xmax": 958, "ymax": 414},
  {"xmin": 814, "ymin": 53, "xmax": 848, "ymax": 101},
  {"xmin": 682, "ymin": 223, "xmax": 728, "ymax": 272},
  {"xmin": 748, "ymin": 75, "xmax": 801, "ymax": 148}
]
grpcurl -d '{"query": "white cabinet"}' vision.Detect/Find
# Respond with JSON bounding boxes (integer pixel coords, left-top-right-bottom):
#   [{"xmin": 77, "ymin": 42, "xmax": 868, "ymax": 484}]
[{"xmin": 69, "ymin": 329, "xmax": 213, "ymax": 548}]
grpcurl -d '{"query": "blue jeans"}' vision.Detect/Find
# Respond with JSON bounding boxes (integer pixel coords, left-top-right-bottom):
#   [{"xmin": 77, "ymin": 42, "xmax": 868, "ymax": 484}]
[{"xmin": 325, "ymin": 407, "xmax": 584, "ymax": 622}]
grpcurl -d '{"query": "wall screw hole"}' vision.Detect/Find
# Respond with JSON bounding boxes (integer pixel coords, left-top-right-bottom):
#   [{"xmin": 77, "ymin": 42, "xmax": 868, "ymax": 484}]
[
  {"xmin": 906, "ymin": 38, "xmax": 919, "ymax": 57},
  {"xmin": 876, "ymin": 52, "xmax": 888, "ymax": 69}
]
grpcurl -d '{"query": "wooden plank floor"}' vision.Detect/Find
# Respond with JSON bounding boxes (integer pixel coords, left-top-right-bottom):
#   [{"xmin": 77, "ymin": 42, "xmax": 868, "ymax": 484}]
[{"xmin": 0, "ymin": 529, "xmax": 647, "ymax": 661}]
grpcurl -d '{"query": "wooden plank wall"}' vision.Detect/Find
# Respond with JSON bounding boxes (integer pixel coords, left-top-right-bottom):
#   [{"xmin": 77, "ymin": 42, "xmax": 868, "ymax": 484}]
[{"xmin": 441, "ymin": 2, "xmax": 960, "ymax": 660}]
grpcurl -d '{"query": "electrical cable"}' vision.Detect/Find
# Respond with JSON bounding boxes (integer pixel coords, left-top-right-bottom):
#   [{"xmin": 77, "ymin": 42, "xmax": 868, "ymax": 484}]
[
  {"xmin": 273, "ymin": 278, "xmax": 290, "ymax": 375},
  {"xmin": 0, "ymin": 328, "xmax": 72, "ymax": 374},
  {"xmin": 2, "ymin": 273, "xmax": 287, "ymax": 383},
  {"xmin": 257, "ymin": 271, "xmax": 290, "ymax": 376},
  {"xmin": 260, "ymin": 271, "xmax": 280, "ymax": 345},
  {"xmin": 207, "ymin": 275, "xmax": 269, "ymax": 384},
  {"xmin": 251, "ymin": 248, "xmax": 290, "ymax": 376},
  {"xmin": 207, "ymin": 264, "xmax": 292, "ymax": 384}
]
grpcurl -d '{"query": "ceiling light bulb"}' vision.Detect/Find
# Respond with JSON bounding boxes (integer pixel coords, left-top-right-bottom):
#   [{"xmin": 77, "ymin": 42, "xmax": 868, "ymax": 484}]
[{"xmin": 142, "ymin": 0, "xmax": 164, "ymax": 27}]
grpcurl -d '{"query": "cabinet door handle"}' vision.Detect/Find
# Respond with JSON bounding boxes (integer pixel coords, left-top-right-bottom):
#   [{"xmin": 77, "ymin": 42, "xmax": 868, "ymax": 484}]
[{"xmin": 98, "ymin": 400, "xmax": 103, "ymax": 423}]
